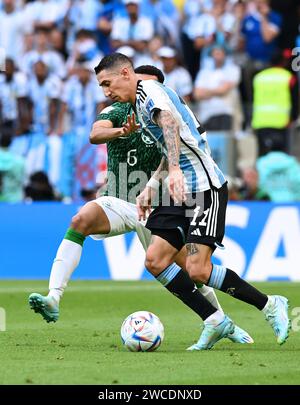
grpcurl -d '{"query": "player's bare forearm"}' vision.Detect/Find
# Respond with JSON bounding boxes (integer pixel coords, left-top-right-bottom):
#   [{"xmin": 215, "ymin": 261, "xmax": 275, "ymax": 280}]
[
  {"xmin": 89, "ymin": 121, "xmax": 124, "ymax": 144},
  {"xmin": 152, "ymin": 156, "xmax": 167, "ymax": 181},
  {"xmin": 154, "ymin": 111, "xmax": 186, "ymax": 203},
  {"xmin": 155, "ymin": 110, "xmax": 180, "ymax": 169},
  {"xmin": 145, "ymin": 156, "xmax": 168, "ymax": 193}
]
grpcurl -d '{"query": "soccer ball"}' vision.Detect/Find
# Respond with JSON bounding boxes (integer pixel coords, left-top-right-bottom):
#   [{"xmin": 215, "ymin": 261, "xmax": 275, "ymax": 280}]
[{"xmin": 120, "ymin": 311, "xmax": 164, "ymax": 352}]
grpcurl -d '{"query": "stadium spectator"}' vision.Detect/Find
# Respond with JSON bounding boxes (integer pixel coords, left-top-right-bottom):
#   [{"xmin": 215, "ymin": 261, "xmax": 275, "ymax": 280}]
[
  {"xmin": 24, "ymin": 170, "xmax": 57, "ymax": 201},
  {"xmin": 28, "ymin": 60, "xmax": 61, "ymax": 135},
  {"xmin": 96, "ymin": 0, "xmax": 120, "ymax": 55},
  {"xmin": 49, "ymin": 27, "xmax": 68, "ymax": 60},
  {"xmin": 65, "ymin": 0, "xmax": 106, "ymax": 36},
  {"xmin": 157, "ymin": 46, "xmax": 193, "ymax": 103},
  {"xmin": 241, "ymin": 0, "xmax": 282, "ymax": 65},
  {"xmin": 257, "ymin": 150, "xmax": 300, "ymax": 202},
  {"xmin": 180, "ymin": 0, "xmax": 202, "ymax": 79},
  {"xmin": 193, "ymin": 44, "xmax": 241, "ymax": 130},
  {"xmin": 66, "ymin": 29, "xmax": 103, "ymax": 76},
  {"xmin": 141, "ymin": 0, "xmax": 181, "ymax": 47},
  {"xmin": 0, "ymin": 0, "xmax": 29, "ymax": 65},
  {"xmin": 228, "ymin": 0, "xmax": 247, "ymax": 65},
  {"xmin": 0, "ymin": 58, "xmax": 30, "ymax": 136},
  {"xmin": 147, "ymin": 35, "xmax": 164, "ymax": 66},
  {"xmin": 26, "ymin": 60, "xmax": 62, "ymax": 187},
  {"xmin": 252, "ymin": 51, "xmax": 298, "ymax": 156},
  {"xmin": 24, "ymin": 0, "xmax": 68, "ymax": 32},
  {"xmin": 22, "ymin": 27, "xmax": 67, "ymax": 79},
  {"xmin": 0, "ymin": 131, "xmax": 25, "ymax": 202},
  {"xmin": 192, "ymin": 0, "xmax": 237, "ymax": 69},
  {"xmin": 241, "ymin": 0, "xmax": 282, "ymax": 119},
  {"xmin": 56, "ymin": 61, "xmax": 107, "ymax": 198},
  {"xmin": 239, "ymin": 167, "xmax": 270, "ymax": 201},
  {"xmin": 57, "ymin": 62, "xmax": 106, "ymax": 138},
  {"xmin": 111, "ymin": 0, "xmax": 154, "ymax": 65}
]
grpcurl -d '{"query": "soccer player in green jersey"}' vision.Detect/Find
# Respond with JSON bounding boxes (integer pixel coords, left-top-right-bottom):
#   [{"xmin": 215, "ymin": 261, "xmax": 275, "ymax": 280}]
[{"xmin": 28, "ymin": 65, "xmax": 252, "ymax": 346}]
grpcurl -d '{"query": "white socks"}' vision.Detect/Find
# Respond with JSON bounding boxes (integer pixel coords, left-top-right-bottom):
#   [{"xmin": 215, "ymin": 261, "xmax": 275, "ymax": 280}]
[
  {"xmin": 262, "ymin": 295, "xmax": 272, "ymax": 313},
  {"xmin": 48, "ymin": 239, "xmax": 82, "ymax": 303},
  {"xmin": 204, "ymin": 310, "xmax": 225, "ymax": 325},
  {"xmin": 201, "ymin": 286, "xmax": 225, "ymax": 325},
  {"xmin": 199, "ymin": 285, "xmax": 224, "ymax": 314}
]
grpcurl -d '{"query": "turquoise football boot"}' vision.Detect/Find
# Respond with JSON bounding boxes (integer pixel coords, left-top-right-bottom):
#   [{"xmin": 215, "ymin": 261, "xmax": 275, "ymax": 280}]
[
  {"xmin": 29, "ymin": 293, "xmax": 59, "ymax": 323},
  {"xmin": 264, "ymin": 295, "xmax": 290, "ymax": 345},
  {"xmin": 227, "ymin": 325, "xmax": 254, "ymax": 344},
  {"xmin": 187, "ymin": 315, "xmax": 235, "ymax": 351}
]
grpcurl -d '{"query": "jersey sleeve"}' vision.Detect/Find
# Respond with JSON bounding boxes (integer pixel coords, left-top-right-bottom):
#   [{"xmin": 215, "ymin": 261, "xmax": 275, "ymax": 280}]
[
  {"xmin": 97, "ymin": 103, "xmax": 128, "ymax": 127},
  {"xmin": 139, "ymin": 80, "xmax": 175, "ymax": 124}
]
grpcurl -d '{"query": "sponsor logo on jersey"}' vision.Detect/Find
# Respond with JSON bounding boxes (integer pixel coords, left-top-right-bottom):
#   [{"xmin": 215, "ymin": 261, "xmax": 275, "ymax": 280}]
[
  {"xmin": 191, "ymin": 228, "xmax": 201, "ymax": 236},
  {"xmin": 141, "ymin": 133, "xmax": 154, "ymax": 145}
]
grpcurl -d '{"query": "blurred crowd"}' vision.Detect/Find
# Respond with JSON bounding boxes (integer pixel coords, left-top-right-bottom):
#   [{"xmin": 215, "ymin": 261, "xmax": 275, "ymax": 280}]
[{"xmin": 0, "ymin": 0, "xmax": 300, "ymax": 203}]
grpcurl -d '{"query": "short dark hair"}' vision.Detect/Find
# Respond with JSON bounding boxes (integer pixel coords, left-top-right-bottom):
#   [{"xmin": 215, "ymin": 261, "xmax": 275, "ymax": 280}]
[
  {"xmin": 94, "ymin": 53, "xmax": 133, "ymax": 75},
  {"xmin": 34, "ymin": 26, "xmax": 51, "ymax": 35},
  {"xmin": 76, "ymin": 29, "xmax": 95, "ymax": 40},
  {"xmin": 0, "ymin": 132, "xmax": 12, "ymax": 148},
  {"xmin": 134, "ymin": 65, "xmax": 165, "ymax": 84}
]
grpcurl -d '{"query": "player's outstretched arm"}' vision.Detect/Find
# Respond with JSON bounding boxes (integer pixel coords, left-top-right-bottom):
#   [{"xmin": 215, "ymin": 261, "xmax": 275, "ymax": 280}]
[{"xmin": 89, "ymin": 120, "xmax": 125, "ymax": 144}]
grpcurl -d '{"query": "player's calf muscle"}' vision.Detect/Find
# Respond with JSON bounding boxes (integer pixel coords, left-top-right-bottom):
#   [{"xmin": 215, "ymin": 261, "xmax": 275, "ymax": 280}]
[{"xmin": 186, "ymin": 256, "xmax": 212, "ymax": 284}]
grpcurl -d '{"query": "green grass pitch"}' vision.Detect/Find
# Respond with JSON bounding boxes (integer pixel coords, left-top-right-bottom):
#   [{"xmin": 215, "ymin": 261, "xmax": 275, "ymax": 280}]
[{"xmin": 0, "ymin": 280, "xmax": 299, "ymax": 385}]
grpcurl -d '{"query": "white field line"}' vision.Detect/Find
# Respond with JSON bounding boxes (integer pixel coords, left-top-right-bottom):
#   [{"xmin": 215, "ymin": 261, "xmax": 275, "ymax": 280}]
[{"xmin": 0, "ymin": 284, "xmax": 159, "ymax": 294}]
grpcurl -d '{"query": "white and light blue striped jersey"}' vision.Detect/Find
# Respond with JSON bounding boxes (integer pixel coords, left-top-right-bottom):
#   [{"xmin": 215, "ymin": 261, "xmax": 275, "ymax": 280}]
[{"xmin": 135, "ymin": 80, "xmax": 226, "ymax": 193}]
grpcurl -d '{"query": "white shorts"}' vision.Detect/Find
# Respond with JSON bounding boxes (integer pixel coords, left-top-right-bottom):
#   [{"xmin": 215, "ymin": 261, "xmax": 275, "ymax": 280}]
[{"xmin": 89, "ymin": 196, "xmax": 152, "ymax": 251}]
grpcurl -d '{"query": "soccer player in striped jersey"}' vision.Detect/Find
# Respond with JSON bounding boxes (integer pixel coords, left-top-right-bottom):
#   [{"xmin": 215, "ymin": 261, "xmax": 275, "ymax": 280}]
[
  {"xmin": 95, "ymin": 53, "xmax": 290, "ymax": 350},
  {"xmin": 28, "ymin": 65, "xmax": 252, "ymax": 347}
]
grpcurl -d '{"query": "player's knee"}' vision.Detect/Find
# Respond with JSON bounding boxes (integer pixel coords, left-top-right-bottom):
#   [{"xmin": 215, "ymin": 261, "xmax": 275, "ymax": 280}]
[
  {"xmin": 145, "ymin": 257, "xmax": 164, "ymax": 276},
  {"xmin": 186, "ymin": 260, "xmax": 211, "ymax": 284},
  {"xmin": 145, "ymin": 251, "xmax": 171, "ymax": 277},
  {"xmin": 70, "ymin": 213, "xmax": 90, "ymax": 235}
]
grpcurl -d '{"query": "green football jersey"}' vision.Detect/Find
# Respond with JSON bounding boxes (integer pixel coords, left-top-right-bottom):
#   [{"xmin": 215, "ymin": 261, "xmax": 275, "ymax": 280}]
[{"xmin": 97, "ymin": 102, "xmax": 162, "ymax": 203}]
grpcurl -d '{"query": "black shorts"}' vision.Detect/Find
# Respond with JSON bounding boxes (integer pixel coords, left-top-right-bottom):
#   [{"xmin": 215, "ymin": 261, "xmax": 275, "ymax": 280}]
[{"xmin": 146, "ymin": 183, "xmax": 228, "ymax": 251}]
